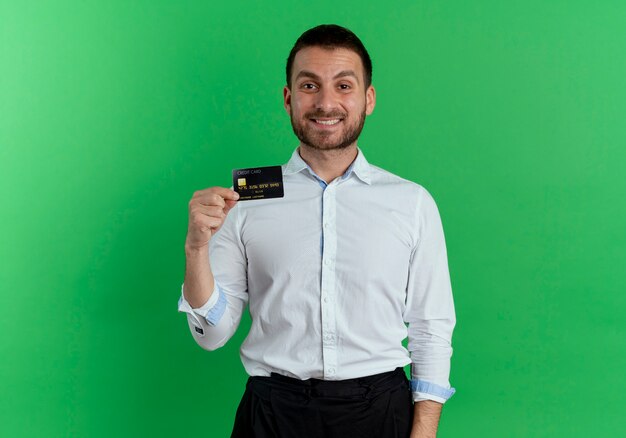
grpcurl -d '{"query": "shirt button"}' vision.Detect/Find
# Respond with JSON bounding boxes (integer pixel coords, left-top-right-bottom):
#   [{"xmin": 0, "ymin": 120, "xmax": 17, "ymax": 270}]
[
  {"xmin": 323, "ymin": 222, "xmax": 329, "ymax": 229},
  {"xmin": 328, "ymin": 368, "xmax": 335, "ymax": 375},
  {"xmin": 323, "ymin": 296, "xmax": 329, "ymax": 303},
  {"xmin": 324, "ymin": 259, "xmax": 331, "ymax": 266}
]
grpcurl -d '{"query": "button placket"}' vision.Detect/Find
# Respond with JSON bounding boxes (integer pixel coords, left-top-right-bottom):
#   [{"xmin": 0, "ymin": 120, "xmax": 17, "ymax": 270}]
[{"xmin": 320, "ymin": 184, "xmax": 338, "ymax": 379}]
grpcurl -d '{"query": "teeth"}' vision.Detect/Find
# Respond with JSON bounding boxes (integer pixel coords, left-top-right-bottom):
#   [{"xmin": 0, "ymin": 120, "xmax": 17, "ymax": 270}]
[{"xmin": 314, "ymin": 119, "xmax": 340, "ymax": 125}]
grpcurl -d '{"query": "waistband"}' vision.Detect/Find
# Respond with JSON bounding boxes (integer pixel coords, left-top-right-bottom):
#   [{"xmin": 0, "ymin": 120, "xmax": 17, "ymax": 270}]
[{"xmin": 248, "ymin": 367, "xmax": 408, "ymax": 400}]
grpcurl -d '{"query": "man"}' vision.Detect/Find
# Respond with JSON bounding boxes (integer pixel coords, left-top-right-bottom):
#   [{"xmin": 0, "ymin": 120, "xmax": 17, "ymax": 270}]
[{"xmin": 178, "ymin": 24, "xmax": 456, "ymax": 438}]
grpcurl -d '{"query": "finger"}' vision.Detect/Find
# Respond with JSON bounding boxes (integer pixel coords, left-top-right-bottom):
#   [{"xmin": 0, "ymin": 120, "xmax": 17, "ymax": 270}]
[
  {"xmin": 192, "ymin": 215, "xmax": 223, "ymax": 231},
  {"xmin": 194, "ymin": 193, "xmax": 226, "ymax": 208},
  {"xmin": 192, "ymin": 187, "xmax": 239, "ymax": 206},
  {"xmin": 223, "ymin": 199, "xmax": 238, "ymax": 215},
  {"xmin": 204, "ymin": 216, "xmax": 223, "ymax": 229},
  {"xmin": 209, "ymin": 187, "xmax": 240, "ymax": 201},
  {"xmin": 193, "ymin": 205, "xmax": 226, "ymax": 218}
]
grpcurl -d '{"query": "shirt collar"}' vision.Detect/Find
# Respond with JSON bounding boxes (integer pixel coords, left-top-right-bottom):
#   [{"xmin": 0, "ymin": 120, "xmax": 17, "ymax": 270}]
[{"xmin": 283, "ymin": 146, "xmax": 372, "ymax": 185}]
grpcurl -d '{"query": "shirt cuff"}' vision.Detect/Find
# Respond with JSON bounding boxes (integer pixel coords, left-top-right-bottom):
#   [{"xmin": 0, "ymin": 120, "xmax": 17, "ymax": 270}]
[
  {"xmin": 410, "ymin": 379, "xmax": 456, "ymax": 404},
  {"xmin": 177, "ymin": 279, "xmax": 228, "ymax": 327}
]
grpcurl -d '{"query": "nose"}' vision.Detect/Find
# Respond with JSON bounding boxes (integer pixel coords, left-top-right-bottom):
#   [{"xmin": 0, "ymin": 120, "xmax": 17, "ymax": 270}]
[{"xmin": 315, "ymin": 86, "xmax": 337, "ymax": 112}]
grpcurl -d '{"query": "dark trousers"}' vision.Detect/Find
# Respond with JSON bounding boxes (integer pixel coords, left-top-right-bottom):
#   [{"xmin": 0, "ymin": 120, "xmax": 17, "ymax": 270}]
[{"xmin": 231, "ymin": 367, "xmax": 414, "ymax": 438}]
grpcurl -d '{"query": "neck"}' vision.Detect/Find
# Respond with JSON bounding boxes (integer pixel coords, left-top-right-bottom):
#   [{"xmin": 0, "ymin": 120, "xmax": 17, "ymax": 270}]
[{"xmin": 298, "ymin": 144, "xmax": 358, "ymax": 184}]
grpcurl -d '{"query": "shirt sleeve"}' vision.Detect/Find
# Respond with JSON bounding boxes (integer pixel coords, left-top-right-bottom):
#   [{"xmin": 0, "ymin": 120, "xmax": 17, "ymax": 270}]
[
  {"xmin": 177, "ymin": 203, "xmax": 249, "ymax": 351},
  {"xmin": 403, "ymin": 186, "xmax": 457, "ymax": 404}
]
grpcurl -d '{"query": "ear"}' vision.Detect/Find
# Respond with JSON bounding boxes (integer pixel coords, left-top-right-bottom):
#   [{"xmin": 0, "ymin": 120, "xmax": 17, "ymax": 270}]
[
  {"xmin": 365, "ymin": 85, "xmax": 376, "ymax": 115},
  {"xmin": 283, "ymin": 85, "xmax": 292, "ymax": 115}
]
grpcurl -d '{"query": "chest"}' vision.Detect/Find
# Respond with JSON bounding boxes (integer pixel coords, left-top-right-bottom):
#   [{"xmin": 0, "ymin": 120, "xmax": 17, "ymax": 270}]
[{"xmin": 239, "ymin": 184, "xmax": 416, "ymax": 285}]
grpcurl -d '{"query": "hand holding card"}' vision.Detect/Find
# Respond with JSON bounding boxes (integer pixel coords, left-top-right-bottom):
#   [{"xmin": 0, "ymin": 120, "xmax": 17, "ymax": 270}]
[
  {"xmin": 185, "ymin": 187, "xmax": 239, "ymax": 251},
  {"xmin": 233, "ymin": 165, "xmax": 284, "ymax": 201}
]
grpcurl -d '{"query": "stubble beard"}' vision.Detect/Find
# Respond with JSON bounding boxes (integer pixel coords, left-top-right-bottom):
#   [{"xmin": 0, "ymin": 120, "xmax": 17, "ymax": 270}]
[{"xmin": 290, "ymin": 108, "xmax": 366, "ymax": 151}]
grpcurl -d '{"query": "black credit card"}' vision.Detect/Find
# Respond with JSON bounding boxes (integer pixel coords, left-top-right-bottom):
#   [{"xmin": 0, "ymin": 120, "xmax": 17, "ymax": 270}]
[{"xmin": 232, "ymin": 165, "xmax": 284, "ymax": 201}]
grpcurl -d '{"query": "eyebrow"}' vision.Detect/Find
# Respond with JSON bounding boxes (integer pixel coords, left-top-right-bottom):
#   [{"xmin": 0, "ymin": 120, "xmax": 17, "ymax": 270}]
[{"xmin": 295, "ymin": 69, "xmax": 360, "ymax": 84}]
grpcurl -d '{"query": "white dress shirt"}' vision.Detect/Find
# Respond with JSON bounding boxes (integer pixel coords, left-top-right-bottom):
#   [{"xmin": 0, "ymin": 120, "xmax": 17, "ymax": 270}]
[{"xmin": 178, "ymin": 146, "xmax": 456, "ymax": 403}]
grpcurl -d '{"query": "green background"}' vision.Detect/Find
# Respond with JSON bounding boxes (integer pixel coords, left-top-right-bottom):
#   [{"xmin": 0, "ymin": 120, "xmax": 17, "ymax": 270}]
[{"xmin": 2, "ymin": 1, "xmax": 625, "ymax": 436}]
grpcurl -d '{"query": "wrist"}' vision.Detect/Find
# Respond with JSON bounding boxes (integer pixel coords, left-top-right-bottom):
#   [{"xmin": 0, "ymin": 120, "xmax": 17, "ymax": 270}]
[{"xmin": 185, "ymin": 242, "xmax": 209, "ymax": 257}]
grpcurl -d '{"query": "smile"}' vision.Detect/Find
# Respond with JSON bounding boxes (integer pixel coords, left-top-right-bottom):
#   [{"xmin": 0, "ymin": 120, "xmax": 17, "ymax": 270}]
[{"xmin": 310, "ymin": 119, "xmax": 342, "ymax": 126}]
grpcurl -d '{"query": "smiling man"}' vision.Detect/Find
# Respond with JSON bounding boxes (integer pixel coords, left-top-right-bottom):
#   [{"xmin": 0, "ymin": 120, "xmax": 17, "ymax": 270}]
[
  {"xmin": 178, "ymin": 24, "xmax": 456, "ymax": 437},
  {"xmin": 287, "ymin": 46, "xmax": 370, "ymax": 153}
]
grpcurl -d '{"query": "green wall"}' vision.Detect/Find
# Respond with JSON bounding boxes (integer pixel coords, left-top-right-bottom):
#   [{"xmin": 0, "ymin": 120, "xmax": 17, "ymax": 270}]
[{"xmin": 2, "ymin": 1, "xmax": 625, "ymax": 436}]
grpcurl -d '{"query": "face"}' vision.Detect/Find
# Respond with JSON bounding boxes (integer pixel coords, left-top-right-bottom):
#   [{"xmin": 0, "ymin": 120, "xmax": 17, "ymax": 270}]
[{"xmin": 284, "ymin": 46, "xmax": 376, "ymax": 151}]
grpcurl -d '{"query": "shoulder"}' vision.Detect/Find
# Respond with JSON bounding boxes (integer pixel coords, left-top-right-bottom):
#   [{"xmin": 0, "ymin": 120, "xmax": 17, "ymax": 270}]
[
  {"xmin": 368, "ymin": 163, "xmax": 431, "ymax": 200},
  {"xmin": 367, "ymin": 164, "xmax": 443, "ymax": 223}
]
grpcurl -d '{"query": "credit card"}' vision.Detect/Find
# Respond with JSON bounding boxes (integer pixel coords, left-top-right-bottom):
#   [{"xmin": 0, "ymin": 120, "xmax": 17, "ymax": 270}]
[{"xmin": 232, "ymin": 165, "xmax": 284, "ymax": 201}]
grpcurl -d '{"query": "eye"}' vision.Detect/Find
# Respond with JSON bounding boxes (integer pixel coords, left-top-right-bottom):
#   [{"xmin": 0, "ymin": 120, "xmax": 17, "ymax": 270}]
[
  {"xmin": 301, "ymin": 83, "xmax": 317, "ymax": 90},
  {"xmin": 339, "ymin": 84, "xmax": 351, "ymax": 90}
]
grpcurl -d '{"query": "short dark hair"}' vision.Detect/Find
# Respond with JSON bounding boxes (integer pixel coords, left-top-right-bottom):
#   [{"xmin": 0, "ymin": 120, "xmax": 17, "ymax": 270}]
[{"xmin": 285, "ymin": 24, "xmax": 373, "ymax": 90}]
